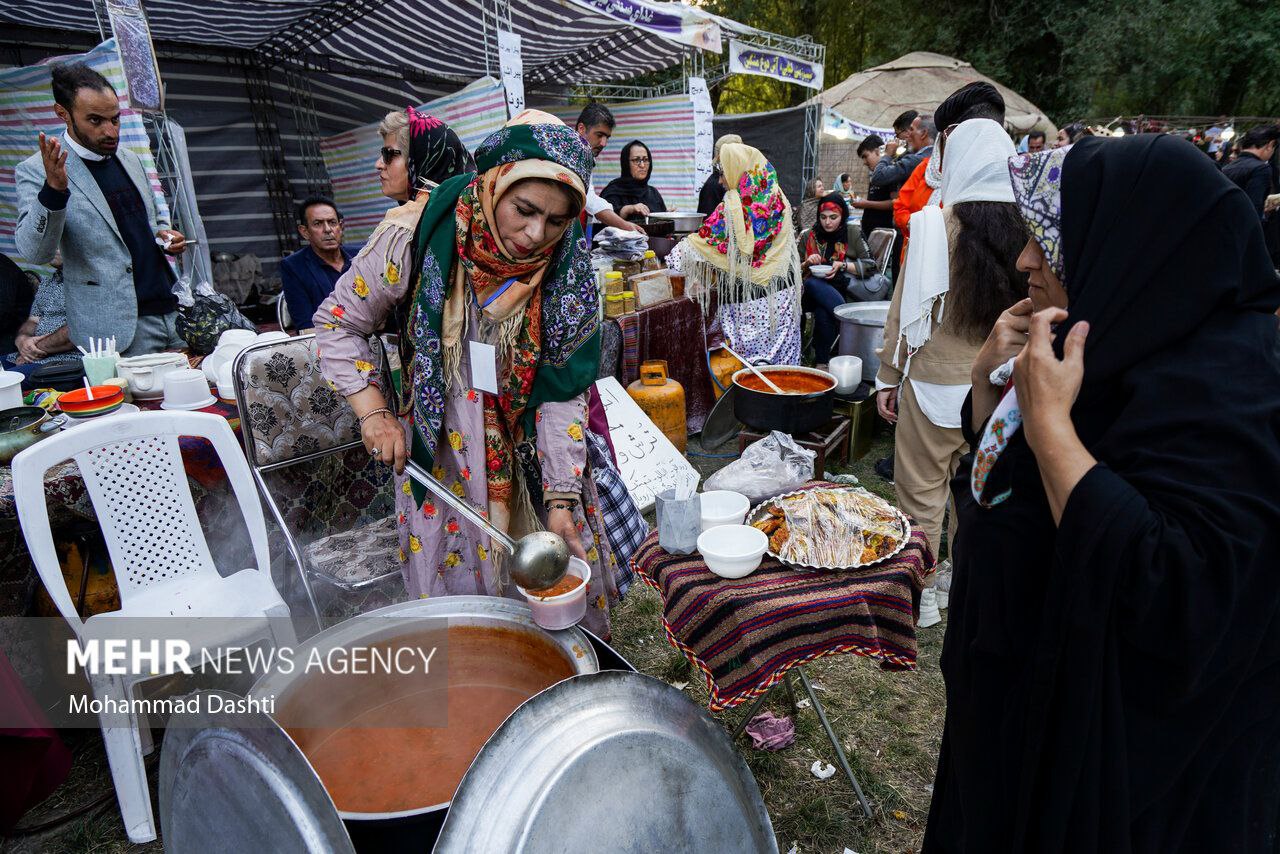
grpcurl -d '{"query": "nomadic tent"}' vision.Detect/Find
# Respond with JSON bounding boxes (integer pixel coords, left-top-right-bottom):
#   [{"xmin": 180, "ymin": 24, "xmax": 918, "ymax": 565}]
[{"xmin": 818, "ymin": 52, "xmax": 1056, "ymax": 135}]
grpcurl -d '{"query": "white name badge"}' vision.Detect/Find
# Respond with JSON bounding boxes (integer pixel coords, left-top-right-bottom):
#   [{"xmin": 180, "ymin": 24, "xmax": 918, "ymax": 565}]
[{"xmin": 469, "ymin": 341, "xmax": 499, "ymax": 394}]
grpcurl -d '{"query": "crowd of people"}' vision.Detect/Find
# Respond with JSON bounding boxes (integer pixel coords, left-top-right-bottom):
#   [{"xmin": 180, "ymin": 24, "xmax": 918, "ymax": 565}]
[{"xmin": 6, "ymin": 57, "xmax": 1280, "ymax": 854}]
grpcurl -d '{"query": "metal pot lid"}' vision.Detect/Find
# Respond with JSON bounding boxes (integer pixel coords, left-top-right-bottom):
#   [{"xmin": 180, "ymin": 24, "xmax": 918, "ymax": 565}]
[
  {"xmin": 834, "ymin": 301, "xmax": 891, "ymax": 324},
  {"xmin": 699, "ymin": 383, "xmax": 743, "ymax": 449},
  {"xmin": 434, "ymin": 671, "xmax": 778, "ymax": 854},
  {"xmin": 0, "ymin": 405, "xmax": 48, "ymax": 432},
  {"xmin": 159, "ymin": 690, "xmax": 354, "ymax": 854}
]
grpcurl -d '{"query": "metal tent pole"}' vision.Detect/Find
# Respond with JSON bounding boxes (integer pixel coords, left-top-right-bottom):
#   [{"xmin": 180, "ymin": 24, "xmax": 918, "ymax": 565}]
[{"xmin": 803, "ymin": 101, "xmax": 820, "ymax": 187}]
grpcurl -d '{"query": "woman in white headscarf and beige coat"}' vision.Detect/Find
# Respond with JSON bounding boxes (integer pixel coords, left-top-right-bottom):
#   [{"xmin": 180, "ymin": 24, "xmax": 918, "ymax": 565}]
[{"xmin": 874, "ymin": 119, "xmax": 1029, "ymax": 621}]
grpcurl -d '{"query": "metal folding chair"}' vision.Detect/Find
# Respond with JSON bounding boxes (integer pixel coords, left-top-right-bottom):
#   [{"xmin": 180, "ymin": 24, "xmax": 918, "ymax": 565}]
[
  {"xmin": 866, "ymin": 227, "xmax": 898, "ymax": 277},
  {"xmin": 232, "ymin": 334, "xmax": 404, "ymax": 631}
]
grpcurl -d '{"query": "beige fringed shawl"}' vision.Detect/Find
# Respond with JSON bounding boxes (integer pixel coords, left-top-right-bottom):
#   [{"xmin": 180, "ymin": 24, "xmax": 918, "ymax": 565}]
[{"xmin": 681, "ymin": 142, "xmax": 802, "ymax": 324}]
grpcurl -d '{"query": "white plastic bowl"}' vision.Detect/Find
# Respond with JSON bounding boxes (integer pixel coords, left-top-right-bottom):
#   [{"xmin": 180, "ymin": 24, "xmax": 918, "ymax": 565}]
[
  {"xmin": 699, "ymin": 490, "xmax": 751, "ymax": 532},
  {"xmin": 517, "ymin": 556, "xmax": 589, "ymax": 630},
  {"xmin": 828, "ymin": 355, "xmax": 863, "ymax": 395},
  {"xmin": 216, "ymin": 361, "xmax": 236, "ymax": 401},
  {"xmin": 217, "ymin": 329, "xmax": 258, "ymax": 350},
  {"xmin": 696, "ymin": 525, "xmax": 768, "ymax": 579},
  {"xmin": 809, "ymin": 264, "xmax": 834, "ymax": 278},
  {"xmin": 160, "ymin": 368, "xmax": 215, "ymax": 411}
]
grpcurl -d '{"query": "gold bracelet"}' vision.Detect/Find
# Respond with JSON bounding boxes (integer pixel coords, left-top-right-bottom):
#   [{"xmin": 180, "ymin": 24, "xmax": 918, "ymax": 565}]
[{"xmin": 358, "ymin": 407, "xmax": 392, "ymax": 427}]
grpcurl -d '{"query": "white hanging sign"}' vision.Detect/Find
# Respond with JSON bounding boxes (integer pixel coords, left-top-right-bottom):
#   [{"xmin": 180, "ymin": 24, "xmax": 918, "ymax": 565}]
[
  {"xmin": 497, "ymin": 30, "xmax": 525, "ymax": 117},
  {"xmin": 566, "ymin": 0, "xmax": 721, "ymax": 52},
  {"xmin": 594, "ymin": 377, "xmax": 699, "ymax": 511},
  {"xmin": 688, "ymin": 76, "xmax": 714, "ymax": 191}
]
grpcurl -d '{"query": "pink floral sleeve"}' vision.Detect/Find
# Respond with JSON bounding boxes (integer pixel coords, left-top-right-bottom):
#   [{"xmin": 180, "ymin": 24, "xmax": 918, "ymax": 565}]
[
  {"xmin": 313, "ymin": 220, "xmax": 414, "ymax": 397},
  {"xmin": 535, "ymin": 395, "xmax": 589, "ymax": 499}
]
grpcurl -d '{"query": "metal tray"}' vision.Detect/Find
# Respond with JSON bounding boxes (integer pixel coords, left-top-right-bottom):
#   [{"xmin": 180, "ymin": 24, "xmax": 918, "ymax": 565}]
[
  {"xmin": 434, "ymin": 671, "xmax": 778, "ymax": 853},
  {"xmin": 160, "ymin": 690, "xmax": 355, "ymax": 854},
  {"xmin": 748, "ymin": 486, "xmax": 910, "ymax": 572}
]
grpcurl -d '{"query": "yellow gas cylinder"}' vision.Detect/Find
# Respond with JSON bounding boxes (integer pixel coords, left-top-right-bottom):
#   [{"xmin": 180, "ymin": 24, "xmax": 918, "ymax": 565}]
[
  {"xmin": 627, "ymin": 359, "xmax": 687, "ymax": 453},
  {"xmin": 708, "ymin": 347, "xmax": 745, "ymax": 400}
]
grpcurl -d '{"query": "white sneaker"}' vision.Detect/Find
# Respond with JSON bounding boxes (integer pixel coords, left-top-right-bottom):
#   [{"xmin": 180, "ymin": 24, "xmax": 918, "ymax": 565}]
[{"xmin": 918, "ymin": 588, "xmax": 941, "ymax": 628}]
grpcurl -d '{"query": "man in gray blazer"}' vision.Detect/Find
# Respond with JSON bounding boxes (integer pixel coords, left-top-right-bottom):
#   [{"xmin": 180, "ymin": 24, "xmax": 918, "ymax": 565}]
[{"xmin": 14, "ymin": 62, "xmax": 187, "ymax": 356}]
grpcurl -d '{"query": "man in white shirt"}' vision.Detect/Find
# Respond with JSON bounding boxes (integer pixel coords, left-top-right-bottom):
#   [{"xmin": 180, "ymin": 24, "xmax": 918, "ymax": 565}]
[{"xmin": 574, "ymin": 104, "xmax": 643, "ymax": 235}]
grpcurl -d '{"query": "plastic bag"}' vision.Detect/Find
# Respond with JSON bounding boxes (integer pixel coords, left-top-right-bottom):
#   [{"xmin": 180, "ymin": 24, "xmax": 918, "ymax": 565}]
[
  {"xmin": 655, "ymin": 487, "xmax": 701, "ymax": 555},
  {"xmin": 704, "ymin": 431, "xmax": 815, "ymax": 503},
  {"xmin": 176, "ymin": 279, "xmax": 255, "ymax": 354}
]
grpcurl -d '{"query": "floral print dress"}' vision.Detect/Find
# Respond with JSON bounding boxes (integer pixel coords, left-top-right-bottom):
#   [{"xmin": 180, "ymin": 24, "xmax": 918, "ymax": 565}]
[{"xmin": 313, "ymin": 203, "xmax": 620, "ymax": 637}]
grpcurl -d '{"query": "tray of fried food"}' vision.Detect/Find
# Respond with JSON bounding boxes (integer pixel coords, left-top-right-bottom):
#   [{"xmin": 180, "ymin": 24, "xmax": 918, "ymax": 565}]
[
  {"xmin": 748, "ymin": 487, "xmax": 909, "ymax": 571},
  {"xmin": 750, "ymin": 504, "xmax": 791, "ymax": 552}
]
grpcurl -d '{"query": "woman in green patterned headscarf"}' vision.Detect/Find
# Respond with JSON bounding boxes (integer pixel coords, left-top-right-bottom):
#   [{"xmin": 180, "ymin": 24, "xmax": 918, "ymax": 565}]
[{"xmin": 317, "ymin": 111, "xmax": 621, "ymax": 636}]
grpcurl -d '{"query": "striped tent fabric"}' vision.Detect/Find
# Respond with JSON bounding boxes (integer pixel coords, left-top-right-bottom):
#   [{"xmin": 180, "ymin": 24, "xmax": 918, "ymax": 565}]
[
  {"xmin": 0, "ymin": 38, "xmax": 168, "ymax": 271},
  {"xmin": 319, "ymin": 76, "xmax": 509, "ymax": 244},
  {"xmin": 0, "ymin": 0, "xmax": 715, "ymax": 274},
  {"xmin": 158, "ymin": 59, "xmax": 471, "ymax": 272},
  {"xmin": 0, "ymin": 0, "xmax": 689, "ymax": 85},
  {"xmin": 552, "ymin": 94, "xmax": 698, "ymax": 212}
]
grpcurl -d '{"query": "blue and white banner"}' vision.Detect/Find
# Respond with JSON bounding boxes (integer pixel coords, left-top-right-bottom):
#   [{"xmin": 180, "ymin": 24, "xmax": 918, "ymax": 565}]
[
  {"xmin": 567, "ymin": 0, "xmax": 721, "ymax": 52},
  {"xmin": 728, "ymin": 39, "xmax": 823, "ymax": 90}
]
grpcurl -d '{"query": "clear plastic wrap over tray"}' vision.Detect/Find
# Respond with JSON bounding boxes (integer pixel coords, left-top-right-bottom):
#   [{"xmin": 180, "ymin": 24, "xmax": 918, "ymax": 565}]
[{"xmin": 749, "ymin": 487, "xmax": 910, "ymax": 571}]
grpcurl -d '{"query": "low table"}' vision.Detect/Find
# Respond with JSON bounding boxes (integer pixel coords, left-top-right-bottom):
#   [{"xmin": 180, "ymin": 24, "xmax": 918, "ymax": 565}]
[
  {"xmin": 631, "ymin": 484, "xmax": 933, "ymax": 813},
  {"xmin": 737, "ymin": 415, "xmax": 851, "ymax": 477}
]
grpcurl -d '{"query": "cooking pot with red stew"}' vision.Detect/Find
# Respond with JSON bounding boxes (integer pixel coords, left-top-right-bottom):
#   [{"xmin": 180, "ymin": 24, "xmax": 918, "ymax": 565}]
[
  {"xmin": 731, "ymin": 366, "xmax": 837, "ymax": 436},
  {"xmin": 247, "ymin": 596, "xmax": 599, "ymax": 851}
]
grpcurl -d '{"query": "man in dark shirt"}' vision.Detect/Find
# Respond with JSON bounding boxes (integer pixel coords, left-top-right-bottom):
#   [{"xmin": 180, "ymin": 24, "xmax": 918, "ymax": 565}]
[
  {"xmin": 864, "ymin": 111, "xmax": 933, "ymax": 282},
  {"xmin": 853, "ymin": 135, "xmax": 895, "ymax": 235},
  {"xmin": 14, "ymin": 63, "xmax": 186, "ymax": 356},
  {"xmin": 1222, "ymin": 125, "xmax": 1279, "ymax": 221},
  {"xmin": 279, "ymin": 197, "xmax": 352, "ymax": 330}
]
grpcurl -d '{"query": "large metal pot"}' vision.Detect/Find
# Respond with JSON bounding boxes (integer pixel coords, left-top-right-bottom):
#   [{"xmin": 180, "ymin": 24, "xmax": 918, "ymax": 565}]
[
  {"xmin": 835, "ymin": 300, "xmax": 891, "ymax": 382},
  {"xmin": 731, "ymin": 366, "xmax": 836, "ymax": 435},
  {"xmin": 644, "ymin": 211, "xmax": 705, "ymax": 233},
  {"xmin": 248, "ymin": 596, "xmax": 598, "ymax": 851},
  {"xmin": 0, "ymin": 406, "xmax": 59, "ymax": 464}
]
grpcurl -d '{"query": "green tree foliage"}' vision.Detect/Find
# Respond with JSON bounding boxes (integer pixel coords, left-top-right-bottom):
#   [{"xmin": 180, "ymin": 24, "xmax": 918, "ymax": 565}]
[{"xmin": 706, "ymin": 0, "xmax": 1280, "ymax": 123}]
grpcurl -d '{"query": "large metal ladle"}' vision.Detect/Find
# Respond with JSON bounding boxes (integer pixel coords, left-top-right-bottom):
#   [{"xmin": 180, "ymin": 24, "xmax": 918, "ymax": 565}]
[{"xmin": 404, "ymin": 461, "xmax": 570, "ymax": 591}]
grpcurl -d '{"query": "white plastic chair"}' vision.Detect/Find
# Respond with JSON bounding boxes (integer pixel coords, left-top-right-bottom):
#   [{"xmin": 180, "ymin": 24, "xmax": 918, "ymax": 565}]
[{"xmin": 12, "ymin": 411, "xmax": 295, "ymax": 843}]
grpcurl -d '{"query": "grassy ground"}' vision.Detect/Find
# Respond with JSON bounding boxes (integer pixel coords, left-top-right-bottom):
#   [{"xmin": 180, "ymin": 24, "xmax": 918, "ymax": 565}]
[
  {"xmin": 5, "ymin": 429, "xmax": 945, "ymax": 854},
  {"xmin": 608, "ymin": 429, "xmax": 945, "ymax": 854}
]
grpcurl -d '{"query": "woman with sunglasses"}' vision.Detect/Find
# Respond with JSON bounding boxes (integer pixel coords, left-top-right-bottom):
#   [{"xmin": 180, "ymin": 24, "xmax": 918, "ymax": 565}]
[{"xmin": 601, "ymin": 140, "xmax": 667, "ymax": 222}]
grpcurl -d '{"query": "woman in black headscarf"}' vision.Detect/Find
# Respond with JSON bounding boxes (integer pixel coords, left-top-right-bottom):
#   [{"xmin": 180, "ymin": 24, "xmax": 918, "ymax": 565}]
[
  {"xmin": 798, "ymin": 192, "xmax": 876, "ymax": 364},
  {"xmin": 601, "ymin": 140, "xmax": 666, "ymax": 222},
  {"xmin": 925, "ymin": 135, "xmax": 1280, "ymax": 852}
]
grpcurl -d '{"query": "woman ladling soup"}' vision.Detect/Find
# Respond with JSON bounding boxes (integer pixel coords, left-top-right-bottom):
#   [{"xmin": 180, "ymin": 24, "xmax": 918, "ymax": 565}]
[
  {"xmin": 314, "ymin": 111, "xmax": 623, "ymax": 637},
  {"xmin": 925, "ymin": 136, "xmax": 1280, "ymax": 852}
]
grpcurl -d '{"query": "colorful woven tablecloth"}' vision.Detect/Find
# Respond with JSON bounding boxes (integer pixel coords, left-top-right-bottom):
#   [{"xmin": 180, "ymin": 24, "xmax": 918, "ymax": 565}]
[{"xmin": 633, "ymin": 489, "xmax": 933, "ymax": 711}]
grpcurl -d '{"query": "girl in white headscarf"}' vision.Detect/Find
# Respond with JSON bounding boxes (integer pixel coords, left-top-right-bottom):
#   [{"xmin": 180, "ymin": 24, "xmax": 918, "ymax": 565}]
[{"xmin": 872, "ymin": 119, "xmax": 1030, "ymax": 616}]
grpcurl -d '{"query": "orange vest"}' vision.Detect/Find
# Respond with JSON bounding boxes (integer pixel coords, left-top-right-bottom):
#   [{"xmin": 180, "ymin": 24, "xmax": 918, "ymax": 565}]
[{"xmin": 893, "ymin": 157, "xmax": 935, "ymax": 262}]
